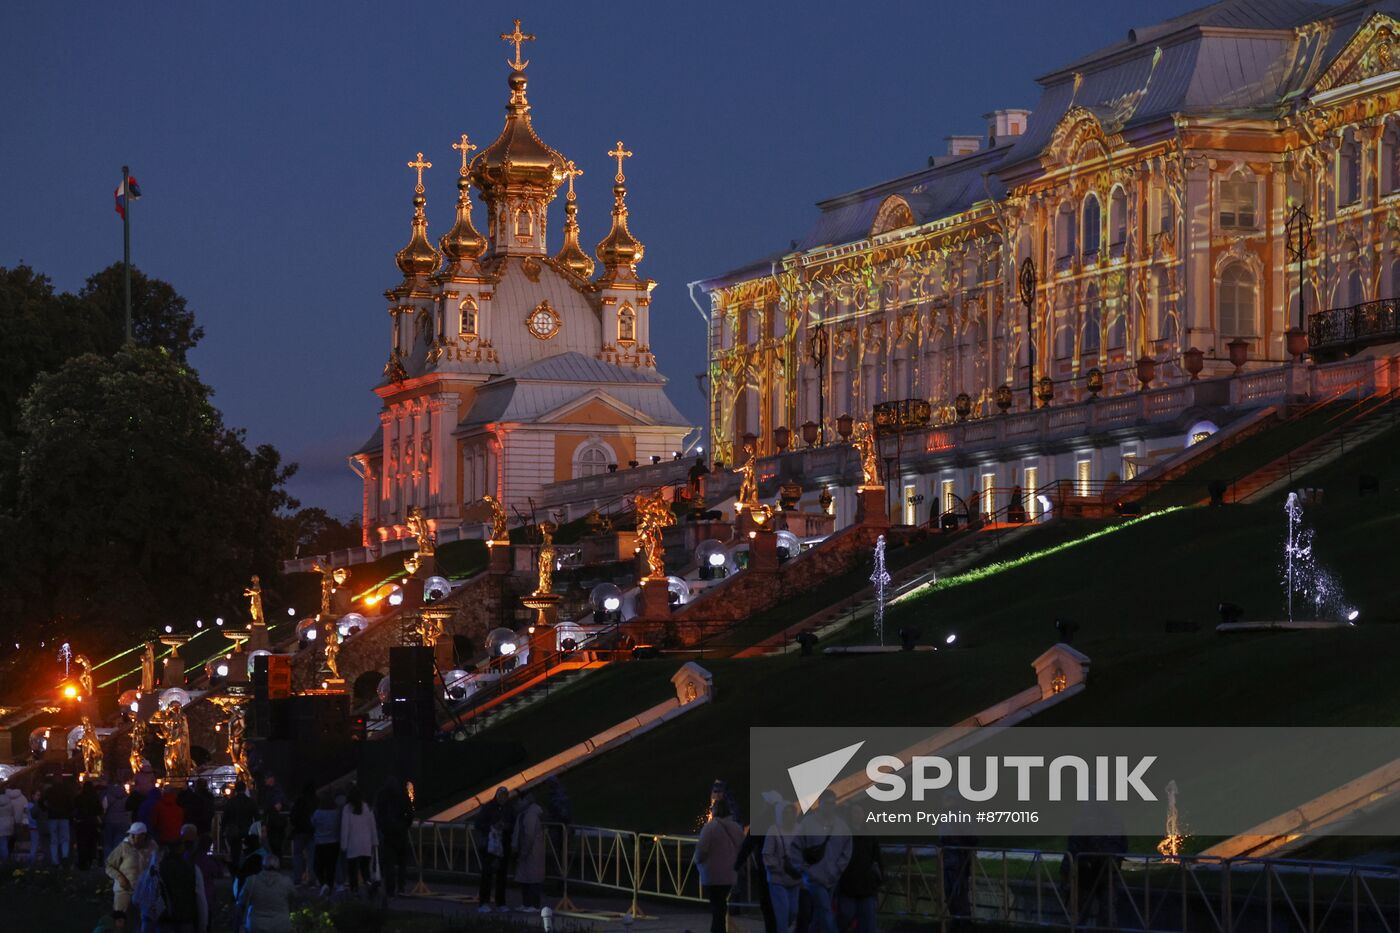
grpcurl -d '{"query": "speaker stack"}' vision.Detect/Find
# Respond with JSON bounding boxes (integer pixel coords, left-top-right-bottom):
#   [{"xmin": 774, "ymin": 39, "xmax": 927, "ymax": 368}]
[{"xmin": 388, "ymin": 646, "xmax": 436, "ymax": 740}]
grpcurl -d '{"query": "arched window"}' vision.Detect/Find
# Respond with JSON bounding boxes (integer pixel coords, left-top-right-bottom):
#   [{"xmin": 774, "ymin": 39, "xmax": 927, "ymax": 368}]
[
  {"xmin": 1158, "ymin": 186, "xmax": 1175, "ymax": 234},
  {"xmin": 1155, "ymin": 270, "xmax": 1176, "ymax": 346},
  {"xmin": 619, "ymin": 304, "xmax": 636, "ymax": 343},
  {"xmin": 1220, "ymin": 173, "xmax": 1257, "ymax": 228},
  {"xmin": 574, "ymin": 443, "xmax": 612, "ymax": 478},
  {"xmin": 1107, "ymin": 310, "xmax": 1126, "ymax": 349},
  {"xmin": 1082, "ymin": 285, "xmax": 1101, "ymax": 353},
  {"xmin": 1218, "ymin": 263, "xmax": 1257, "ymax": 336},
  {"xmin": 1082, "ymin": 195, "xmax": 1101, "ymax": 256},
  {"xmin": 514, "ymin": 207, "xmax": 534, "ymax": 238},
  {"xmin": 1382, "ymin": 122, "xmax": 1400, "ymax": 196},
  {"xmin": 1109, "ymin": 187, "xmax": 1127, "ymax": 247},
  {"xmin": 1057, "ymin": 203, "xmax": 1077, "ymax": 259},
  {"xmin": 459, "ymin": 296, "xmax": 478, "ymax": 337},
  {"xmin": 1340, "ymin": 129, "xmax": 1362, "ymax": 207}
]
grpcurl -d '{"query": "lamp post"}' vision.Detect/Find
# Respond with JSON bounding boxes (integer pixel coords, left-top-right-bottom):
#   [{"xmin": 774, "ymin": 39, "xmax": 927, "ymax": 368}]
[
  {"xmin": 1285, "ymin": 204, "xmax": 1314, "ymax": 333},
  {"xmin": 1019, "ymin": 258, "xmax": 1037, "ymax": 410},
  {"xmin": 809, "ymin": 322, "xmax": 828, "ymax": 446}
]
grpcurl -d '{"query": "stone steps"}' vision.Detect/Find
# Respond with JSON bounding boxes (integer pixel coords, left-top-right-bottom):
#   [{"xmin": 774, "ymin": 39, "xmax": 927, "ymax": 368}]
[{"xmin": 462, "ymin": 667, "xmax": 596, "ymax": 733}]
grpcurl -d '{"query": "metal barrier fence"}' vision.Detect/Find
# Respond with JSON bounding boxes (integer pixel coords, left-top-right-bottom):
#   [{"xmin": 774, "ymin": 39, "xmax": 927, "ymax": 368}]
[{"xmin": 409, "ymin": 823, "xmax": 1400, "ymax": 933}]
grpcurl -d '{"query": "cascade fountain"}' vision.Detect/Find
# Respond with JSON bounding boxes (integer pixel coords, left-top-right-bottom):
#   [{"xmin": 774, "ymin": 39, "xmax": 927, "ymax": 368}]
[
  {"xmin": 1282, "ymin": 492, "xmax": 1353, "ymax": 623},
  {"xmin": 1155, "ymin": 779, "xmax": 1189, "ymax": 859}
]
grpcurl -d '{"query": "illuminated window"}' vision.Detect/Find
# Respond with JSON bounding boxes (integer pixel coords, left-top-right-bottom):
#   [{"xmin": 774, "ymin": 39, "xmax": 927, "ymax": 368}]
[
  {"xmin": 903, "ymin": 483, "xmax": 917, "ymax": 526},
  {"xmin": 514, "ymin": 208, "xmax": 534, "ymax": 238},
  {"xmin": 1082, "ymin": 195, "xmax": 1101, "ymax": 256},
  {"xmin": 574, "ymin": 444, "xmax": 611, "ymax": 479},
  {"xmin": 1082, "ymin": 285, "xmax": 1101, "ymax": 354},
  {"xmin": 1219, "ymin": 174, "xmax": 1256, "ymax": 228},
  {"xmin": 1075, "ymin": 458, "xmax": 1092, "ymax": 497},
  {"xmin": 1340, "ymin": 130, "xmax": 1361, "ymax": 206},
  {"xmin": 1109, "ymin": 187, "xmax": 1127, "ymax": 246},
  {"xmin": 1106, "ymin": 310, "xmax": 1125, "ymax": 349},
  {"xmin": 459, "ymin": 296, "xmax": 478, "ymax": 337},
  {"xmin": 619, "ymin": 304, "xmax": 636, "ymax": 343},
  {"xmin": 981, "ymin": 472, "xmax": 995, "ymax": 517},
  {"xmin": 1218, "ymin": 263, "xmax": 1257, "ymax": 337},
  {"xmin": 1159, "ymin": 188, "xmax": 1175, "ymax": 234},
  {"xmin": 1057, "ymin": 203, "xmax": 1076, "ymax": 258},
  {"xmin": 1122, "ymin": 444, "xmax": 1140, "ymax": 481},
  {"xmin": 941, "ymin": 479, "xmax": 956, "ymax": 516},
  {"xmin": 1023, "ymin": 466, "xmax": 1039, "ymax": 520}
]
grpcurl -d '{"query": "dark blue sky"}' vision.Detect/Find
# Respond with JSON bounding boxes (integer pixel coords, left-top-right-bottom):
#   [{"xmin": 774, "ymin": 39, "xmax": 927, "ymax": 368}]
[{"xmin": 4, "ymin": 1, "xmax": 1203, "ymax": 516}]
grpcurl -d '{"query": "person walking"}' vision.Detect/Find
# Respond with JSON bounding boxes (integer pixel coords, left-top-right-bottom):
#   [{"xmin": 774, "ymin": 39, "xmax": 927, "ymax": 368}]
[
  {"xmin": 511, "ymin": 790, "xmax": 546, "ymax": 912},
  {"xmin": 762, "ymin": 801, "xmax": 803, "ymax": 933},
  {"xmin": 787, "ymin": 790, "xmax": 852, "ymax": 933},
  {"xmin": 836, "ymin": 803, "xmax": 882, "ymax": 933},
  {"xmin": 154, "ymin": 836, "xmax": 205, "ymax": 933},
  {"xmin": 223, "ymin": 781, "xmax": 258, "ymax": 869},
  {"xmin": 185, "ymin": 827, "xmax": 224, "ymax": 932},
  {"xmin": 339, "ymin": 787, "xmax": 378, "ymax": 896},
  {"xmin": 46, "ymin": 776, "xmax": 76, "ymax": 866},
  {"xmin": 474, "ymin": 787, "xmax": 513, "ymax": 912},
  {"xmin": 0, "ymin": 784, "xmax": 16, "ymax": 861},
  {"xmin": 236, "ymin": 853, "xmax": 296, "ymax": 933},
  {"xmin": 150, "ymin": 787, "xmax": 185, "ymax": 846},
  {"xmin": 104, "ymin": 823, "xmax": 155, "ymax": 915},
  {"xmin": 28, "ymin": 789, "xmax": 48, "ymax": 865},
  {"xmin": 177, "ymin": 781, "xmax": 214, "ymax": 838},
  {"xmin": 309, "ymin": 793, "xmax": 341, "ymax": 897},
  {"xmin": 289, "ymin": 781, "xmax": 316, "ymax": 887},
  {"xmin": 101, "ymin": 782, "xmax": 132, "ymax": 858},
  {"xmin": 3, "ymin": 784, "xmax": 26, "ymax": 861},
  {"xmin": 693, "ymin": 800, "xmax": 745, "ymax": 933},
  {"xmin": 373, "ymin": 778, "xmax": 413, "ymax": 902},
  {"xmin": 75, "ymin": 779, "xmax": 104, "ymax": 870}
]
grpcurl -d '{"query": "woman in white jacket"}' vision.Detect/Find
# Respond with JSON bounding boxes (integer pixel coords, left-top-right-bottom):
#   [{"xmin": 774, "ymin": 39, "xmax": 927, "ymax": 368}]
[
  {"xmin": 339, "ymin": 787, "xmax": 378, "ymax": 895},
  {"xmin": 762, "ymin": 801, "xmax": 802, "ymax": 931}
]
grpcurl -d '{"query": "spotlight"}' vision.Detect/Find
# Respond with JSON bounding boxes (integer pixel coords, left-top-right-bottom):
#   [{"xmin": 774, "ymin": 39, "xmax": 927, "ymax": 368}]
[
  {"xmin": 215, "ymin": 663, "xmax": 229, "ymax": 677},
  {"xmin": 560, "ymin": 638, "xmax": 579, "ymax": 652},
  {"xmin": 500, "ymin": 642, "xmax": 517, "ymax": 656},
  {"xmin": 129, "ymin": 702, "xmax": 139, "ymax": 713},
  {"xmin": 195, "ymin": 620, "xmax": 203, "ymax": 629},
  {"xmin": 945, "ymin": 633, "xmax": 957, "ymax": 645},
  {"xmin": 1054, "ymin": 617, "xmax": 1079, "ymax": 643},
  {"xmin": 215, "ymin": 617, "xmax": 224, "ymax": 626},
  {"xmin": 673, "ymin": 451, "xmax": 682, "ymax": 461},
  {"xmin": 164, "ymin": 625, "xmax": 173, "ymax": 634},
  {"xmin": 62, "ymin": 684, "xmax": 78, "ymax": 699},
  {"xmin": 1347, "ymin": 609, "xmax": 1360, "ymax": 622},
  {"xmin": 1217, "ymin": 602, "xmax": 1244, "ymax": 625},
  {"xmin": 898, "ymin": 627, "xmax": 920, "ymax": 651},
  {"xmin": 651, "ymin": 455, "xmax": 662, "ymax": 464},
  {"xmin": 287, "ymin": 607, "xmax": 296, "ymax": 616},
  {"xmin": 604, "ymin": 596, "xmax": 621, "ymax": 612}
]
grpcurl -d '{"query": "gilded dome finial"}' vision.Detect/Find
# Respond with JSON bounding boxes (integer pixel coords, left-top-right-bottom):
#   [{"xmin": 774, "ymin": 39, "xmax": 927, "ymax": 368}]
[
  {"xmin": 396, "ymin": 152, "xmax": 441, "ymax": 276},
  {"xmin": 554, "ymin": 160, "xmax": 594, "ymax": 278},
  {"xmin": 441, "ymin": 134, "xmax": 487, "ymax": 265},
  {"xmin": 595, "ymin": 141, "xmax": 644, "ymax": 282},
  {"xmin": 501, "ymin": 18, "xmax": 535, "ymax": 71},
  {"xmin": 469, "ymin": 21, "xmax": 567, "ymax": 205}
]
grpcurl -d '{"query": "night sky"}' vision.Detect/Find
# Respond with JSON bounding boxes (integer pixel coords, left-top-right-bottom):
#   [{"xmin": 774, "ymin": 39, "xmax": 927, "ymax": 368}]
[{"xmin": 4, "ymin": 1, "xmax": 1205, "ymax": 516}]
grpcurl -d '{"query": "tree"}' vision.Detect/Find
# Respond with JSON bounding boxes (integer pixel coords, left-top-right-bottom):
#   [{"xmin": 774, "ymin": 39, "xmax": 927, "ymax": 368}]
[
  {"xmin": 279, "ymin": 507, "xmax": 364, "ymax": 558},
  {"xmin": 79, "ymin": 263, "xmax": 204, "ymax": 361},
  {"xmin": 7, "ymin": 348, "xmax": 297, "ymax": 652}
]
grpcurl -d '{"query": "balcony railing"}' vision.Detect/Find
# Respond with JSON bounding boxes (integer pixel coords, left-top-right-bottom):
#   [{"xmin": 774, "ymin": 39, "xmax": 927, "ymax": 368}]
[{"xmin": 1308, "ymin": 296, "xmax": 1400, "ymax": 350}]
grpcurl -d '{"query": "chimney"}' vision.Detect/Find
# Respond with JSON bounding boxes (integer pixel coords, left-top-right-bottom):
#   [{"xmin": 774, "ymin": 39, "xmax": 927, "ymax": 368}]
[
  {"xmin": 945, "ymin": 135, "xmax": 981, "ymax": 157},
  {"xmin": 983, "ymin": 109, "xmax": 1031, "ymax": 147}
]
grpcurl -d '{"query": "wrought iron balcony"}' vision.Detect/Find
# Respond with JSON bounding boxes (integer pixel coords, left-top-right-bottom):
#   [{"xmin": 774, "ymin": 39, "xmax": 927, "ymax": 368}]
[{"xmin": 1308, "ymin": 297, "xmax": 1400, "ymax": 351}]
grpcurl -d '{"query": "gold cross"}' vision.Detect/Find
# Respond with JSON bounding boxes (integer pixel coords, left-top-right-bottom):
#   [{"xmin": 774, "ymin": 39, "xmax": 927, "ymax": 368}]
[
  {"xmin": 563, "ymin": 159, "xmax": 583, "ymax": 199},
  {"xmin": 608, "ymin": 140, "xmax": 633, "ymax": 184},
  {"xmin": 407, "ymin": 152, "xmax": 432, "ymax": 193},
  {"xmin": 452, "ymin": 134, "xmax": 476, "ymax": 176},
  {"xmin": 501, "ymin": 18, "xmax": 535, "ymax": 70}
]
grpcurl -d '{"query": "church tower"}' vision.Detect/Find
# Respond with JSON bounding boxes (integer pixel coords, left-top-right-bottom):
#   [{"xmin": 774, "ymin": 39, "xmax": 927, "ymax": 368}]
[{"xmin": 593, "ymin": 141, "xmax": 656, "ymax": 370}]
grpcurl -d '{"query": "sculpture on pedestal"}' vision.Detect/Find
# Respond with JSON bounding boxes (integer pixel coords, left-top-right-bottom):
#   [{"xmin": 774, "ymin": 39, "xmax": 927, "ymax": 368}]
[
  {"xmin": 854, "ymin": 420, "xmax": 882, "ymax": 488},
  {"xmin": 227, "ymin": 704, "xmax": 251, "ymax": 788},
  {"xmin": 534, "ymin": 522, "xmax": 557, "ymax": 596},
  {"xmin": 151, "ymin": 700, "xmax": 193, "ymax": 781},
  {"xmin": 323, "ymin": 623, "xmax": 342, "ymax": 679},
  {"xmin": 140, "ymin": 644, "xmax": 157, "ymax": 693},
  {"xmin": 128, "ymin": 716, "xmax": 148, "ymax": 777},
  {"xmin": 75, "ymin": 654, "xmax": 94, "ymax": 699},
  {"xmin": 403, "ymin": 552, "xmax": 421, "ymax": 576},
  {"xmin": 244, "ymin": 575, "xmax": 265, "ymax": 627},
  {"xmin": 406, "ymin": 505, "xmax": 436, "ymax": 557},
  {"xmin": 482, "ymin": 495, "xmax": 509, "ymax": 542},
  {"xmin": 79, "ymin": 715, "xmax": 103, "ymax": 781},
  {"xmin": 733, "ymin": 442, "xmax": 759, "ymax": 511},
  {"xmin": 635, "ymin": 489, "xmax": 676, "ymax": 580},
  {"xmin": 413, "ymin": 612, "xmax": 446, "ymax": 647},
  {"xmin": 312, "ymin": 560, "xmax": 340, "ymax": 619}
]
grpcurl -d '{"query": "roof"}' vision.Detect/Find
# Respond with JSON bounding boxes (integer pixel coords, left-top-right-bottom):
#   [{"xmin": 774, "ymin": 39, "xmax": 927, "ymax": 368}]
[
  {"xmin": 504, "ymin": 351, "xmax": 668, "ymax": 385},
  {"xmin": 353, "ymin": 428, "xmax": 384, "ymax": 457}
]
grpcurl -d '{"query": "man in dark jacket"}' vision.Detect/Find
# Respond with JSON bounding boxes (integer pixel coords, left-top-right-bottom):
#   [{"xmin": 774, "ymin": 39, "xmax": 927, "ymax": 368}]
[
  {"xmin": 374, "ymin": 777, "xmax": 415, "ymax": 902},
  {"xmin": 223, "ymin": 782, "xmax": 258, "ymax": 870},
  {"xmin": 177, "ymin": 781, "xmax": 214, "ymax": 837},
  {"xmin": 289, "ymin": 781, "xmax": 317, "ymax": 887},
  {"xmin": 474, "ymin": 787, "xmax": 513, "ymax": 910},
  {"xmin": 157, "ymin": 841, "xmax": 201, "ymax": 933},
  {"xmin": 836, "ymin": 803, "xmax": 882, "ymax": 933},
  {"xmin": 74, "ymin": 779, "xmax": 104, "ymax": 870}
]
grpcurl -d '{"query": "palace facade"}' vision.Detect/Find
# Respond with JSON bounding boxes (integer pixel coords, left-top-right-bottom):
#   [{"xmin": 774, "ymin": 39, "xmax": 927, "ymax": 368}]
[
  {"xmin": 351, "ymin": 23, "xmax": 689, "ymax": 545},
  {"xmin": 697, "ymin": 0, "xmax": 1400, "ymax": 508}
]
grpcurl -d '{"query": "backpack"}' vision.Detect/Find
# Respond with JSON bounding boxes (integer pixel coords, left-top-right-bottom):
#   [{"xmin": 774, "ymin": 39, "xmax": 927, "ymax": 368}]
[{"xmin": 132, "ymin": 856, "xmax": 167, "ymax": 921}]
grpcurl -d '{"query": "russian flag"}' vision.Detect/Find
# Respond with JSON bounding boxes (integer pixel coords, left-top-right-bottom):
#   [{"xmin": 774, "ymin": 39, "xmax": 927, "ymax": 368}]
[{"xmin": 114, "ymin": 175, "xmax": 142, "ymax": 219}]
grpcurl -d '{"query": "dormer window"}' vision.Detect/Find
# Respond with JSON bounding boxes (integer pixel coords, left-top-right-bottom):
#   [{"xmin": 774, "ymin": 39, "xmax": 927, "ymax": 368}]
[
  {"xmin": 514, "ymin": 207, "xmax": 534, "ymax": 239},
  {"xmin": 619, "ymin": 304, "xmax": 636, "ymax": 344},
  {"xmin": 459, "ymin": 296, "xmax": 479, "ymax": 337},
  {"xmin": 1219, "ymin": 174, "xmax": 1257, "ymax": 228}
]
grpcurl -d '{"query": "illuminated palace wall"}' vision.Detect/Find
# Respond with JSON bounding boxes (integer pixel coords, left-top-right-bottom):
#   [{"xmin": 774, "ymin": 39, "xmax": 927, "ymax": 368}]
[{"xmin": 699, "ymin": 6, "xmax": 1400, "ymax": 470}]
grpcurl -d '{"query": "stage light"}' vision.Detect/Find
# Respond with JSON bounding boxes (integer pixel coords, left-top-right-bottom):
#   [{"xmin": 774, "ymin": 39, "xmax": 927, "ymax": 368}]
[
  {"xmin": 215, "ymin": 617, "xmax": 224, "ymax": 626},
  {"xmin": 215, "ymin": 662, "xmax": 229, "ymax": 677},
  {"xmin": 500, "ymin": 642, "xmax": 517, "ymax": 656},
  {"xmin": 945, "ymin": 633, "xmax": 957, "ymax": 645},
  {"xmin": 164, "ymin": 625, "xmax": 173, "ymax": 634},
  {"xmin": 1348, "ymin": 609, "xmax": 1360, "ymax": 622},
  {"xmin": 62, "ymin": 684, "xmax": 78, "ymax": 699},
  {"xmin": 287, "ymin": 607, "xmax": 296, "ymax": 616},
  {"xmin": 195, "ymin": 620, "xmax": 203, "ymax": 629}
]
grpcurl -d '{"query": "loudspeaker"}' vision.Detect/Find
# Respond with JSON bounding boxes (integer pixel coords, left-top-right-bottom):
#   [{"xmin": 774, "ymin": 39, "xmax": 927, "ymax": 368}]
[
  {"xmin": 291, "ymin": 693, "xmax": 350, "ymax": 743},
  {"xmin": 388, "ymin": 646, "xmax": 436, "ymax": 740}
]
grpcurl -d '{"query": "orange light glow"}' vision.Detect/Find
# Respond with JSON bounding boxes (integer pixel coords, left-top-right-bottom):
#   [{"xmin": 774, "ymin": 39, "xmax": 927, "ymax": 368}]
[{"xmin": 62, "ymin": 685, "xmax": 78, "ymax": 699}]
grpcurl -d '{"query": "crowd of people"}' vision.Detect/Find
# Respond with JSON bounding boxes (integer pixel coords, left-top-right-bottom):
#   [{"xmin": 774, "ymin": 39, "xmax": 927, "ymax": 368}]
[{"xmin": 0, "ymin": 770, "xmax": 419, "ymax": 933}]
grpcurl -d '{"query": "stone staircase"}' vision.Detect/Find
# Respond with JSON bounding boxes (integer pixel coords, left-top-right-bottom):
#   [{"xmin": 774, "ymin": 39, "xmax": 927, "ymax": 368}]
[
  {"xmin": 735, "ymin": 521, "xmax": 1043, "ymax": 656},
  {"xmin": 455, "ymin": 662, "xmax": 605, "ymax": 735},
  {"xmin": 1229, "ymin": 389, "xmax": 1400, "ymax": 504}
]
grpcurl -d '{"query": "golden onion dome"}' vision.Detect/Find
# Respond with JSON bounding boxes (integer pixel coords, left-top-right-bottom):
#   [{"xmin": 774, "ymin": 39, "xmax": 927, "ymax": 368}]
[
  {"xmin": 396, "ymin": 193, "xmax": 441, "ymax": 277},
  {"xmin": 595, "ymin": 182, "xmax": 644, "ymax": 279},
  {"xmin": 469, "ymin": 70, "xmax": 567, "ymax": 197},
  {"xmin": 439, "ymin": 176, "xmax": 487, "ymax": 264}
]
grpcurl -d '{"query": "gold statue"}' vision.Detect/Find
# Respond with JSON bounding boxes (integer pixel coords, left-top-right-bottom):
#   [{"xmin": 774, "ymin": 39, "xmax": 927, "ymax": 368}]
[
  {"xmin": 635, "ymin": 489, "xmax": 676, "ymax": 580},
  {"xmin": 128, "ymin": 717, "xmax": 148, "ymax": 777},
  {"xmin": 226, "ymin": 705, "xmax": 252, "ymax": 788},
  {"xmin": 533, "ymin": 522, "xmax": 556, "ymax": 596},
  {"xmin": 403, "ymin": 552, "xmax": 420, "ymax": 576},
  {"xmin": 79, "ymin": 715, "xmax": 104, "ymax": 780},
  {"xmin": 312, "ymin": 560, "xmax": 339, "ymax": 619},
  {"xmin": 406, "ymin": 506, "xmax": 436, "ymax": 557},
  {"xmin": 244, "ymin": 575, "xmax": 265, "ymax": 627},
  {"xmin": 734, "ymin": 442, "xmax": 759, "ymax": 511},
  {"xmin": 482, "ymin": 495, "xmax": 509, "ymax": 542},
  {"xmin": 75, "ymin": 654, "xmax": 94, "ymax": 699},
  {"xmin": 139, "ymin": 643, "xmax": 157, "ymax": 693},
  {"xmin": 413, "ymin": 612, "xmax": 445, "ymax": 647},
  {"xmin": 854, "ymin": 420, "xmax": 882, "ymax": 488},
  {"xmin": 323, "ymin": 622, "xmax": 342, "ymax": 679},
  {"xmin": 151, "ymin": 700, "xmax": 193, "ymax": 781}
]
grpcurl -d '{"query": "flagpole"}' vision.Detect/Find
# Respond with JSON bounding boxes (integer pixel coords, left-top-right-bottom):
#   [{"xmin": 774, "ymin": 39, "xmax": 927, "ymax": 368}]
[{"xmin": 121, "ymin": 164, "xmax": 132, "ymax": 345}]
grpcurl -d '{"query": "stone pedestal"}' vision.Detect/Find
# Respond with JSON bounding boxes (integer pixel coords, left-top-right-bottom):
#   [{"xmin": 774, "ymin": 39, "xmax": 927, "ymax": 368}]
[
  {"xmin": 748, "ymin": 530, "xmax": 779, "ymax": 573},
  {"xmin": 637, "ymin": 578, "xmax": 672, "ymax": 621},
  {"xmin": 520, "ymin": 593, "xmax": 562, "ymax": 630},
  {"xmin": 487, "ymin": 541, "xmax": 511, "ymax": 575},
  {"xmin": 159, "ymin": 635, "xmax": 189, "ymax": 688},
  {"xmin": 247, "ymin": 623, "xmax": 270, "ymax": 653},
  {"xmin": 855, "ymin": 486, "xmax": 889, "ymax": 527},
  {"xmin": 222, "ymin": 634, "xmax": 250, "ymax": 687},
  {"xmin": 400, "ymin": 576, "xmax": 425, "ymax": 609},
  {"xmin": 319, "ymin": 675, "xmax": 348, "ymax": 693}
]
